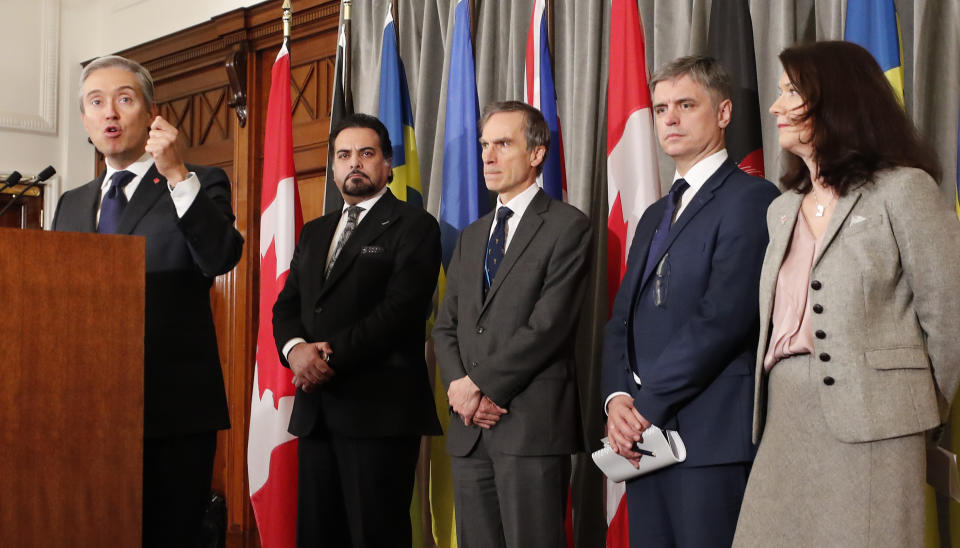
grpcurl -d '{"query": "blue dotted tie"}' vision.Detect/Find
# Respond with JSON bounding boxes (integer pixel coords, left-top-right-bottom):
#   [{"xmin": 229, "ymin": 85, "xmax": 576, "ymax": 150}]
[
  {"xmin": 98, "ymin": 170, "xmax": 135, "ymax": 234},
  {"xmin": 642, "ymin": 178, "xmax": 689, "ymax": 282},
  {"xmin": 485, "ymin": 206, "xmax": 514, "ymax": 292}
]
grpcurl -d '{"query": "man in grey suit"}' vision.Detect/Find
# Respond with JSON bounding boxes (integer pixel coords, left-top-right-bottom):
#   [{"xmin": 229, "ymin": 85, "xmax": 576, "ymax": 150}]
[{"xmin": 434, "ymin": 101, "xmax": 592, "ymax": 548}]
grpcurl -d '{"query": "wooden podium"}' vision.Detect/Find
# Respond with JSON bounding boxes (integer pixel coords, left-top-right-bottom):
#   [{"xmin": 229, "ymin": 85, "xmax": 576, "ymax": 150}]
[{"xmin": 0, "ymin": 228, "xmax": 145, "ymax": 547}]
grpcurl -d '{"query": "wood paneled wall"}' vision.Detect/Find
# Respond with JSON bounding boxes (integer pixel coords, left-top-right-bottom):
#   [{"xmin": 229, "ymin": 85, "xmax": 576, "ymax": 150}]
[{"xmin": 108, "ymin": 1, "xmax": 340, "ymax": 545}]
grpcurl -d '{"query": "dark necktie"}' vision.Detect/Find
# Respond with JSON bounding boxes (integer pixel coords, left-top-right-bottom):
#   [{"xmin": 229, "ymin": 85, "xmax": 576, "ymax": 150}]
[
  {"xmin": 484, "ymin": 206, "xmax": 514, "ymax": 291},
  {"xmin": 642, "ymin": 178, "xmax": 689, "ymax": 282},
  {"xmin": 326, "ymin": 205, "xmax": 363, "ymax": 278},
  {"xmin": 98, "ymin": 170, "xmax": 136, "ymax": 234}
]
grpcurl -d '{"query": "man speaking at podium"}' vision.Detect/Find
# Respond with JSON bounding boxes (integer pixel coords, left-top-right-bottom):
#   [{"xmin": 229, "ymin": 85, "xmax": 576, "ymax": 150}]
[{"xmin": 52, "ymin": 55, "xmax": 243, "ymax": 548}]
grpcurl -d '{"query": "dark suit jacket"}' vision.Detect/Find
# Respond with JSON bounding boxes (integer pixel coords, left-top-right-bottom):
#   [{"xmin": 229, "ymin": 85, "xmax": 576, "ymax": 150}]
[
  {"xmin": 52, "ymin": 163, "xmax": 243, "ymax": 438},
  {"xmin": 602, "ymin": 160, "xmax": 778, "ymax": 467},
  {"xmin": 434, "ymin": 189, "xmax": 592, "ymax": 457},
  {"xmin": 272, "ymin": 189, "xmax": 442, "ymax": 438}
]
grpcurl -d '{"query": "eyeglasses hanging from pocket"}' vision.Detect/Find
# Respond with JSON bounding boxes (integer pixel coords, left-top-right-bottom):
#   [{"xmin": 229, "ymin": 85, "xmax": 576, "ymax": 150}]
[{"xmin": 654, "ymin": 253, "xmax": 670, "ymax": 308}]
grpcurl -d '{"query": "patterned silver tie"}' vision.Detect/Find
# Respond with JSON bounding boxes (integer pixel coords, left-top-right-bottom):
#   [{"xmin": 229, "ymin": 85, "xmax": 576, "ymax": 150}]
[{"xmin": 326, "ymin": 205, "xmax": 363, "ymax": 278}]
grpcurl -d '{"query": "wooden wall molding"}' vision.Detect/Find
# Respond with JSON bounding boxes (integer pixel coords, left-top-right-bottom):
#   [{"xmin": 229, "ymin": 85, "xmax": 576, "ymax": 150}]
[
  {"xmin": 114, "ymin": 1, "xmax": 338, "ymax": 80},
  {"xmin": 249, "ymin": 3, "xmax": 339, "ymax": 40},
  {"xmin": 0, "ymin": 0, "xmax": 59, "ymax": 134}
]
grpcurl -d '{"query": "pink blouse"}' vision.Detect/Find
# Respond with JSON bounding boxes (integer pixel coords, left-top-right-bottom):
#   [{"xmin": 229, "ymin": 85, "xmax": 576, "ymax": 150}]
[{"xmin": 763, "ymin": 214, "xmax": 822, "ymax": 370}]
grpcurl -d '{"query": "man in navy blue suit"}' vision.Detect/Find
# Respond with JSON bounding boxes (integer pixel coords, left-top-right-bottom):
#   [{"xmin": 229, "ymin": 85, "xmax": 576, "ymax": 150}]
[{"xmin": 602, "ymin": 56, "xmax": 779, "ymax": 547}]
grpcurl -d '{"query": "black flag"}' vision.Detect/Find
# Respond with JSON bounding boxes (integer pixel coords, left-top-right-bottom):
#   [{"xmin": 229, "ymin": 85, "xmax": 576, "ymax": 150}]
[
  {"xmin": 708, "ymin": 0, "xmax": 764, "ymax": 178},
  {"xmin": 324, "ymin": 13, "xmax": 353, "ymax": 214}
]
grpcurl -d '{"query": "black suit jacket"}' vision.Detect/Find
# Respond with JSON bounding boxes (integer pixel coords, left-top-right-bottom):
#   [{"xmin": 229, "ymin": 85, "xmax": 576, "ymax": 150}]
[
  {"xmin": 272, "ymin": 190, "xmax": 442, "ymax": 438},
  {"xmin": 602, "ymin": 160, "xmax": 779, "ymax": 467},
  {"xmin": 434, "ymin": 189, "xmax": 592, "ymax": 457},
  {"xmin": 52, "ymin": 163, "xmax": 243, "ymax": 438}
]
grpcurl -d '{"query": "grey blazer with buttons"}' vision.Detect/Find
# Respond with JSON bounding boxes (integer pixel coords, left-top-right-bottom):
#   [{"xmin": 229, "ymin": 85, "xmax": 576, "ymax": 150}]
[{"xmin": 754, "ymin": 167, "xmax": 960, "ymax": 444}]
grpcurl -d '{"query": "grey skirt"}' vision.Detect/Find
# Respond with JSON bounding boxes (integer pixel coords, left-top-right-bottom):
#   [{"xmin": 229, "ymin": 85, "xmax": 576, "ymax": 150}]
[{"xmin": 733, "ymin": 354, "xmax": 925, "ymax": 548}]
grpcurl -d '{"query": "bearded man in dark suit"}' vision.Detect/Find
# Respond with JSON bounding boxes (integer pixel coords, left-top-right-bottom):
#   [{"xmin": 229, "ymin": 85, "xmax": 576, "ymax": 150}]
[
  {"xmin": 272, "ymin": 113, "xmax": 442, "ymax": 547},
  {"xmin": 52, "ymin": 55, "xmax": 243, "ymax": 547}
]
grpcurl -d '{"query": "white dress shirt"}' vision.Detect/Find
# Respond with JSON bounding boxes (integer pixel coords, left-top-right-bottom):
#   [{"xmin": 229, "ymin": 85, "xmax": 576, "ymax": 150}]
[
  {"xmin": 672, "ymin": 149, "xmax": 728, "ymax": 221},
  {"xmin": 488, "ymin": 181, "xmax": 541, "ymax": 251},
  {"xmin": 323, "ymin": 187, "xmax": 389, "ymax": 267},
  {"xmin": 98, "ymin": 152, "xmax": 201, "ymax": 224}
]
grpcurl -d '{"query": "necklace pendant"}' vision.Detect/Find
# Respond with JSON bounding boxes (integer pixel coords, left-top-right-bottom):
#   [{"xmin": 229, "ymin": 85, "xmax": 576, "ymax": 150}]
[{"xmin": 815, "ymin": 204, "xmax": 825, "ymax": 217}]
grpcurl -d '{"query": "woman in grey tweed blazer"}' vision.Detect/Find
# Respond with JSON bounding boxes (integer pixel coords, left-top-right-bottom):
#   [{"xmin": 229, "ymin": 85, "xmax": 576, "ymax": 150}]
[{"xmin": 734, "ymin": 41, "xmax": 960, "ymax": 547}]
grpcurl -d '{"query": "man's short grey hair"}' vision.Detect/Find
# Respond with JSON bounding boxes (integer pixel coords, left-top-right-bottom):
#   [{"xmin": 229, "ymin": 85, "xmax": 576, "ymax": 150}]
[
  {"xmin": 479, "ymin": 101, "xmax": 550, "ymax": 175},
  {"xmin": 649, "ymin": 55, "xmax": 733, "ymax": 108},
  {"xmin": 79, "ymin": 55, "xmax": 155, "ymax": 113}
]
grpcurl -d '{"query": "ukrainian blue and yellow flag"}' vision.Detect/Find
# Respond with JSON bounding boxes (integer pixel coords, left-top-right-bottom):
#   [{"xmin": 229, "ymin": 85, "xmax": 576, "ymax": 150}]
[
  {"xmin": 377, "ymin": 9, "xmax": 432, "ymax": 545},
  {"xmin": 428, "ymin": 2, "xmax": 489, "ymax": 546},
  {"xmin": 844, "ymin": 0, "xmax": 904, "ymax": 104},
  {"xmin": 439, "ymin": 0, "xmax": 489, "ymax": 269},
  {"xmin": 378, "ymin": 7, "xmax": 423, "ymax": 208}
]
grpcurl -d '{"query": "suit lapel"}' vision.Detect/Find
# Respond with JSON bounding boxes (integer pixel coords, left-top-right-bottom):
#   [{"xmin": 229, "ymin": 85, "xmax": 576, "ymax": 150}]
[
  {"xmin": 481, "ymin": 190, "xmax": 548, "ymax": 312},
  {"xmin": 812, "ymin": 188, "xmax": 862, "ymax": 269},
  {"xmin": 75, "ymin": 176, "xmax": 105, "ymax": 232},
  {"xmin": 758, "ymin": 192, "xmax": 803, "ymax": 344},
  {"xmin": 638, "ymin": 161, "xmax": 735, "ymax": 290},
  {"xmin": 117, "ymin": 165, "xmax": 166, "ymax": 235},
  {"xmin": 461, "ymin": 211, "xmax": 496, "ymax": 309},
  {"xmin": 623, "ymin": 201, "xmax": 663, "ymax": 309},
  {"xmin": 320, "ymin": 190, "xmax": 400, "ymax": 294}
]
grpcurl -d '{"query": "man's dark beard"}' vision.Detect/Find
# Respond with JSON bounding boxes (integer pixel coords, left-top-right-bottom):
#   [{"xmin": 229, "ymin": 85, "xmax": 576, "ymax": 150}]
[{"xmin": 341, "ymin": 171, "xmax": 380, "ymax": 197}]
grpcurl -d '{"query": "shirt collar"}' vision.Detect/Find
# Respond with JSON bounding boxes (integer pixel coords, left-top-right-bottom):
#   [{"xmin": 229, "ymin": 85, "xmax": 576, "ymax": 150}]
[
  {"xmin": 673, "ymin": 149, "xmax": 728, "ymax": 194},
  {"xmin": 341, "ymin": 186, "xmax": 388, "ymax": 214},
  {"xmin": 102, "ymin": 152, "xmax": 153, "ymax": 190},
  {"xmin": 496, "ymin": 182, "xmax": 540, "ymax": 220}
]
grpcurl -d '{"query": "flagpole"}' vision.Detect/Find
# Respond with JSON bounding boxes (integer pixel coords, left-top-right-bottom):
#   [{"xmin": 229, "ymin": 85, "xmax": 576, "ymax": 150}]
[
  {"xmin": 546, "ymin": 0, "xmax": 555, "ymax": 65},
  {"xmin": 342, "ymin": 0, "xmax": 354, "ymax": 113},
  {"xmin": 469, "ymin": 0, "xmax": 477, "ymax": 52},
  {"xmin": 282, "ymin": 0, "xmax": 291, "ymax": 44},
  {"xmin": 391, "ymin": 0, "xmax": 399, "ymax": 43}
]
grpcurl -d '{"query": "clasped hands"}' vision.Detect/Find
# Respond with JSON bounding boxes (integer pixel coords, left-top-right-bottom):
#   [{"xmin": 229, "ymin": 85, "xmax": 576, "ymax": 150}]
[
  {"xmin": 447, "ymin": 375, "xmax": 508, "ymax": 429},
  {"xmin": 606, "ymin": 394, "xmax": 652, "ymax": 469},
  {"xmin": 288, "ymin": 341, "xmax": 335, "ymax": 393}
]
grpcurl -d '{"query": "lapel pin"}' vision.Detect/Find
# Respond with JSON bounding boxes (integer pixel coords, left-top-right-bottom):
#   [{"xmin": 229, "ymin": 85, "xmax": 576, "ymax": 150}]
[
  {"xmin": 153, "ymin": 177, "xmax": 160, "ymax": 184},
  {"xmin": 381, "ymin": 220, "xmax": 390, "ymax": 226},
  {"xmin": 779, "ymin": 215, "xmax": 787, "ymax": 225}
]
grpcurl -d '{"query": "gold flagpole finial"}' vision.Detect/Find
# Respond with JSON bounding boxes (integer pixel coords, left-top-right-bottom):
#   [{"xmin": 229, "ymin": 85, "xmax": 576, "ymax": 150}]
[{"xmin": 282, "ymin": 0, "xmax": 292, "ymax": 40}]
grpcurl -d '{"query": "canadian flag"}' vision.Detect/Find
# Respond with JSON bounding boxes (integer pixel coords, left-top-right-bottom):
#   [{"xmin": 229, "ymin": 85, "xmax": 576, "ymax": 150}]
[
  {"xmin": 248, "ymin": 43, "xmax": 303, "ymax": 548},
  {"xmin": 605, "ymin": 1, "xmax": 660, "ymax": 545}
]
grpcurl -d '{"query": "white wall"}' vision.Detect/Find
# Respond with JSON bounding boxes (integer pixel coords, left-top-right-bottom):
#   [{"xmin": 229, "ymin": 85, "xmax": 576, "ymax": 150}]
[{"xmin": 0, "ymin": 0, "xmax": 264, "ymax": 226}]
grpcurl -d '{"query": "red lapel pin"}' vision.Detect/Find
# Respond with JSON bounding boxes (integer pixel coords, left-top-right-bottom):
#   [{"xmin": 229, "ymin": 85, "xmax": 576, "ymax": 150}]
[{"xmin": 153, "ymin": 177, "xmax": 160, "ymax": 184}]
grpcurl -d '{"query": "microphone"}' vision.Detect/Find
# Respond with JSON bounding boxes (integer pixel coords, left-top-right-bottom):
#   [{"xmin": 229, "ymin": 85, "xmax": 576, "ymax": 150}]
[
  {"xmin": 33, "ymin": 165, "xmax": 57, "ymax": 184},
  {"xmin": 0, "ymin": 166, "xmax": 56, "ymax": 218},
  {"xmin": 0, "ymin": 170, "xmax": 22, "ymax": 193}
]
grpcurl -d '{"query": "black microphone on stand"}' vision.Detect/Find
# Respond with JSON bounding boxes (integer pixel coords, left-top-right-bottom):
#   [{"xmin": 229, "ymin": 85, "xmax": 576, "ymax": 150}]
[
  {"xmin": 0, "ymin": 170, "xmax": 22, "ymax": 193},
  {"xmin": 0, "ymin": 166, "xmax": 56, "ymax": 218}
]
